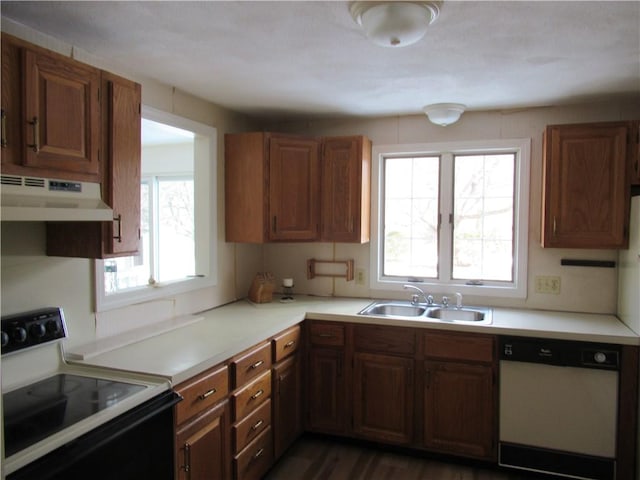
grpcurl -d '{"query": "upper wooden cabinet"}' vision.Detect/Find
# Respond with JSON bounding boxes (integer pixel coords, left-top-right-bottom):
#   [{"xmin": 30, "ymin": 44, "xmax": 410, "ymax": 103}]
[
  {"xmin": 1, "ymin": 33, "xmax": 101, "ymax": 182},
  {"xmin": 541, "ymin": 122, "xmax": 630, "ymax": 248},
  {"xmin": 225, "ymin": 132, "xmax": 321, "ymax": 242},
  {"xmin": 321, "ymin": 136, "xmax": 371, "ymax": 243},
  {"xmin": 46, "ymin": 72, "xmax": 142, "ymax": 258},
  {"xmin": 225, "ymin": 132, "xmax": 372, "ymax": 243}
]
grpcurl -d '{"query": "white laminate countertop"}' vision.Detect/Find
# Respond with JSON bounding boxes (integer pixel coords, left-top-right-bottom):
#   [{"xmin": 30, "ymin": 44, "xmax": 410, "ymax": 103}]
[{"xmin": 67, "ymin": 296, "xmax": 639, "ymax": 386}]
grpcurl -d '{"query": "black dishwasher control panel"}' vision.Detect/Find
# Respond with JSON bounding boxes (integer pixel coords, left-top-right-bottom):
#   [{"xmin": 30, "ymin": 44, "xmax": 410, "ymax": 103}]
[{"xmin": 500, "ymin": 337, "xmax": 620, "ymax": 370}]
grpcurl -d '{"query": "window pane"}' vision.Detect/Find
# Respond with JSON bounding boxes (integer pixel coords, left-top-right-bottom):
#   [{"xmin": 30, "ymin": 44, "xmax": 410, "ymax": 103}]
[
  {"xmin": 383, "ymin": 156, "xmax": 439, "ymax": 278},
  {"xmin": 158, "ymin": 178, "xmax": 194, "ymax": 282},
  {"xmin": 452, "ymin": 154, "xmax": 515, "ymax": 281}
]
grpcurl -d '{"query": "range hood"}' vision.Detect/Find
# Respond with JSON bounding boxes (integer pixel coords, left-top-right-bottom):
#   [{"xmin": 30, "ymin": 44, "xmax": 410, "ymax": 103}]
[{"xmin": 1, "ymin": 175, "xmax": 114, "ymax": 222}]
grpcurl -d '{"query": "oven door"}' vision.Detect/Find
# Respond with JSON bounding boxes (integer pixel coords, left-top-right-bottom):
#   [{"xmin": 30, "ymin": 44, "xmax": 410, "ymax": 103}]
[{"xmin": 7, "ymin": 390, "xmax": 181, "ymax": 480}]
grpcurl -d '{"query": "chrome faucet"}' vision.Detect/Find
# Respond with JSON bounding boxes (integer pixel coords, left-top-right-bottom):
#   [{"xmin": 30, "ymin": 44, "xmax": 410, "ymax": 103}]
[{"xmin": 403, "ymin": 284, "xmax": 434, "ymax": 306}]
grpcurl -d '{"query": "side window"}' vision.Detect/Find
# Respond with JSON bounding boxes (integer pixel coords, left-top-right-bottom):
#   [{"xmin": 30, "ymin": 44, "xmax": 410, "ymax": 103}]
[{"xmin": 97, "ymin": 107, "xmax": 217, "ymax": 311}]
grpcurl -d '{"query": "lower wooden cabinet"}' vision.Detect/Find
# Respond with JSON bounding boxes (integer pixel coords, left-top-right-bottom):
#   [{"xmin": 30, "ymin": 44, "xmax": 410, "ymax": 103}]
[
  {"xmin": 307, "ymin": 346, "xmax": 347, "ymax": 434},
  {"xmin": 273, "ymin": 353, "xmax": 302, "ymax": 459},
  {"xmin": 353, "ymin": 352, "xmax": 414, "ymax": 444},
  {"xmin": 423, "ymin": 331, "xmax": 497, "ymax": 460},
  {"xmin": 233, "ymin": 426, "xmax": 274, "ymax": 480},
  {"xmin": 423, "ymin": 361, "xmax": 495, "ymax": 459},
  {"xmin": 175, "ymin": 399, "xmax": 231, "ymax": 480}
]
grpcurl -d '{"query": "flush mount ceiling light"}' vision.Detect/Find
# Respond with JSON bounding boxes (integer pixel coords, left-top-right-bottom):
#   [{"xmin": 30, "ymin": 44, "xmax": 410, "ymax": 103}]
[
  {"xmin": 423, "ymin": 103, "xmax": 466, "ymax": 126},
  {"xmin": 350, "ymin": 1, "xmax": 442, "ymax": 48}
]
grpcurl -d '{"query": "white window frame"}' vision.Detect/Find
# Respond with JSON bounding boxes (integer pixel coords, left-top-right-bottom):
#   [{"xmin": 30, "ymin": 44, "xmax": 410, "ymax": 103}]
[
  {"xmin": 370, "ymin": 138, "xmax": 530, "ymax": 299},
  {"xmin": 95, "ymin": 106, "xmax": 217, "ymax": 312}
]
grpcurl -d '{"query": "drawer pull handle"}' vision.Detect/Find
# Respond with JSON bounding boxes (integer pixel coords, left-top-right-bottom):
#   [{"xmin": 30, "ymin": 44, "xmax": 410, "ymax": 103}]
[
  {"xmin": 251, "ymin": 419, "xmax": 264, "ymax": 431},
  {"xmin": 253, "ymin": 448, "xmax": 265, "ymax": 460},
  {"xmin": 113, "ymin": 214, "xmax": 122, "ymax": 243},
  {"xmin": 1, "ymin": 109, "xmax": 7, "ymax": 148},
  {"xmin": 198, "ymin": 388, "xmax": 216, "ymax": 400},
  {"xmin": 284, "ymin": 340, "xmax": 296, "ymax": 348},
  {"xmin": 27, "ymin": 116, "xmax": 39, "ymax": 152},
  {"xmin": 318, "ymin": 333, "xmax": 334, "ymax": 338},
  {"xmin": 250, "ymin": 389, "xmax": 264, "ymax": 400},
  {"xmin": 181, "ymin": 443, "xmax": 191, "ymax": 472},
  {"xmin": 250, "ymin": 360, "xmax": 264, "ymax": 369}
]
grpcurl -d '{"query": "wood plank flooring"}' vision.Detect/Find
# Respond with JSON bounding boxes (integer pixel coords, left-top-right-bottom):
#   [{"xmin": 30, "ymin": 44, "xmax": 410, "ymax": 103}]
[{"xmin": 265, "ymin": 435, "xmax": 549, "ymax": 480}]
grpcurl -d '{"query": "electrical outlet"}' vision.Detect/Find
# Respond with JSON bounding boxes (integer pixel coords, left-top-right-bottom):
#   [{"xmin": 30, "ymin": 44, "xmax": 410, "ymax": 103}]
[
  {"xmin": 535, "ymin": 275, "xmax": 561, "ymax": 294},
  {"xmin": 356, "ymin": 268, "xmax": 366, "ymax": 285}
]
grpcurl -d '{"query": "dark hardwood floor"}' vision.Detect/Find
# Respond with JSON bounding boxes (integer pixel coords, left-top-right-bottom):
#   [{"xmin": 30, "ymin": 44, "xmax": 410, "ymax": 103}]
[{"xmin": 266, "ymin": 435, "xmax": 550, "ymax": 480}]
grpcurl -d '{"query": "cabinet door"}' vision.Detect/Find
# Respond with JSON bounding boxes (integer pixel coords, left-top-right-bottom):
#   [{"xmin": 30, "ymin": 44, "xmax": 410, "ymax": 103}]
[
  {"xmin": 22, "ymin": 47, "xmax": 101, "ymax": 181},
  {"xmin": 306, "ymin": 347, "xmax": 346, "ymax": 434},
  {"xmin": 353, "ymin": 352, "xmax": 414, "ymax": 444},
  {"xmin": 423, "ymin": 361, "xmax": 495, "ymax": 460},
  {"xmin": 273, "ymin": 354, "xmax": 302, "ymax": 459},
  {"xmin": 102, "ymin": 71, "xmax": 141, "ymax": 256},
  {"xmin": 268, "ymin": 136, "xmax": 320, "ymax": 241},
  {"xmin": 1, "ymin": 34, "xmax": 23, "ymax": 168},
  {"xmin": 46, "ymin": 72, "xmax": 141, "ymax": 259},
  {"xmin": 542, "ymin": 122, "xmax": 629, "ymax": 248},
  {"xmin": 176, "ymin": 400, "xmax": 231, "ymax": 480},
  {"xmin": 321, "ymin": 136, "xmax": 371, "ymax": 243}
]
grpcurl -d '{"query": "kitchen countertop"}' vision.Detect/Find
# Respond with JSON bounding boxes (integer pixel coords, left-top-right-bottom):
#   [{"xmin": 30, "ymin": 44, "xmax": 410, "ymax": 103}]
[{"xmin": 67, "ymin": 296, "xmax": 639, "ymax": 386}]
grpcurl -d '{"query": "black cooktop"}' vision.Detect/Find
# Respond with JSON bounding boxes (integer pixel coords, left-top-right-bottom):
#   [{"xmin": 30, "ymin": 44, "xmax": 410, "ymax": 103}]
[{"xmin": 3, "ymin": 373, "xmax": 146, "ymax": 457}]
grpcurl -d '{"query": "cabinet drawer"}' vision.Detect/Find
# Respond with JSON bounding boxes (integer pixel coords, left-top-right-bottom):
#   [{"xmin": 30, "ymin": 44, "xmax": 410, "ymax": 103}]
[
  {"xmin": 234, "ymin": 426, "xmax": 274, "ymax": 480},
  {"xmin": 232, "ymin": 342, "xmax": 272, "ymax": 389},
  {"xmin": 424, "ymin": 332, "xmax": 495, "ymax": 363},
  {"xmin": 232, "ymin": 370, "xmax": 272, "ymax": 421},
  {"xmin": 354, "ymin": 324, "xmax": 415, "ymax": 356},
  {"xmin": 175, "ymin": 364, "xmax": 229, "ymax": 425},
  {"xmin": 273, "ymin": 325, "xmax": 301, "ymax": 362},
  {"xmin": 309, "ymin": 322, "xmax": 344, "ymax": 346},
  {"xmin": 232, "ymin": 398, "xmax": 271, "ymax": 453}
]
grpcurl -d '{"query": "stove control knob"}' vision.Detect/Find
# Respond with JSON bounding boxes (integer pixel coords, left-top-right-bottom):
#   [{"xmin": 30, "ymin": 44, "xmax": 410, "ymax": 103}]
[
  {"xmin": 1, "ymin": 331, "xmax": 8, "ymax": 348},
  {"xmin": 12, "ymin": 327, "xmax": 27, "ymax": 343},
  {"xmin": 46, "ymin": 320, "xmax": 60, "ymax": 335},
  {"xmin": 594, "ymin": 352, "xmax": 607, "ymax": 364},
  {"xmin": 30, "ymin": 323, "xmax": 46, "ymax": 339}
]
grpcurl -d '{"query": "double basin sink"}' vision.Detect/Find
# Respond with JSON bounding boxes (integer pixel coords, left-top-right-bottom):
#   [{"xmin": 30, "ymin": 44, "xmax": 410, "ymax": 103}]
[{"xmin": 358, "ymin": 300, "xmax": 492, "ymax": 324}]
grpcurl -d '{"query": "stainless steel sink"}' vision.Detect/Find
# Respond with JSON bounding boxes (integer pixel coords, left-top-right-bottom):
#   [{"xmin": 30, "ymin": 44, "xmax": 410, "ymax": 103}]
[
  {"xmin": 358, "ymin": 300, "xmax": 492, "ymax": 324},
  {"xmin": 358, "ymin": 301, "xmax": 427, "ymax": 317},
  {"xmin": 425, "ymin": 307, "xmax": 489, "ymax": 322}
]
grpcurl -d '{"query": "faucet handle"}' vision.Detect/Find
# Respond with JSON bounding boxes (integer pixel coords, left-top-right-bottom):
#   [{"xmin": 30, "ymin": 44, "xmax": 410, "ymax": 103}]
[
  {"xmin": 442, "ymin": 295, "xmax": 449, "ymax": 307},
  {"xmin": 454, "ymin": 292, "xmax": 463, "ymax": 309}
]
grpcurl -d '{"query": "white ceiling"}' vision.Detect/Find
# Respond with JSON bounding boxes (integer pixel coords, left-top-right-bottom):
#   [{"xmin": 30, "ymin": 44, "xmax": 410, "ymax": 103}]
[{"xmin": 2, "ymin": 1, "xmax": 639, "ymax": 120}]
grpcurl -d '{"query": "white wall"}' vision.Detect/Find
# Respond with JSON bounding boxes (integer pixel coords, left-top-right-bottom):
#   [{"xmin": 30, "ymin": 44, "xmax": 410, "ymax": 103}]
[{"xmin": 260, "ymin": 100, "xmax": 640, "ymax": 314}]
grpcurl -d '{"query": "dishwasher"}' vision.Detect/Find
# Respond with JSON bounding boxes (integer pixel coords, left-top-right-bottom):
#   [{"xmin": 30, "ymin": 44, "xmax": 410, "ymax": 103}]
[{"xmin": 498, "ymin": 336, "xmax": 620, "ymax": 480}]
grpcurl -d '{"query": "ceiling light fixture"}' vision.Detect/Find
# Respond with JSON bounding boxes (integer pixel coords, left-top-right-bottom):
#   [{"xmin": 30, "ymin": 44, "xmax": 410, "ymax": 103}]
[
  {"xmin": 423, "ymin": 103, "xmax": 466, "ymax": 126},
  {"xmin": 350, "ymin": 1, "xmax": 442, "ymax": 48}
]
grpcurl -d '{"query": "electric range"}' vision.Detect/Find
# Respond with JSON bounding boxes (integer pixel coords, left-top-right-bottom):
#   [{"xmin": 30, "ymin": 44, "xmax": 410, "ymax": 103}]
[{"xmin": 1, "ymin": 307, "xmax": 173, "ymax": 477}]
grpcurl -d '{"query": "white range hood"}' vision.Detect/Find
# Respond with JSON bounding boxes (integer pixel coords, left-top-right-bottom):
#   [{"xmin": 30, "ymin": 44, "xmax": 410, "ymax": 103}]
[{"xmin": 0, "ymin": 175, "xmax": 114, "ymax": 222}]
